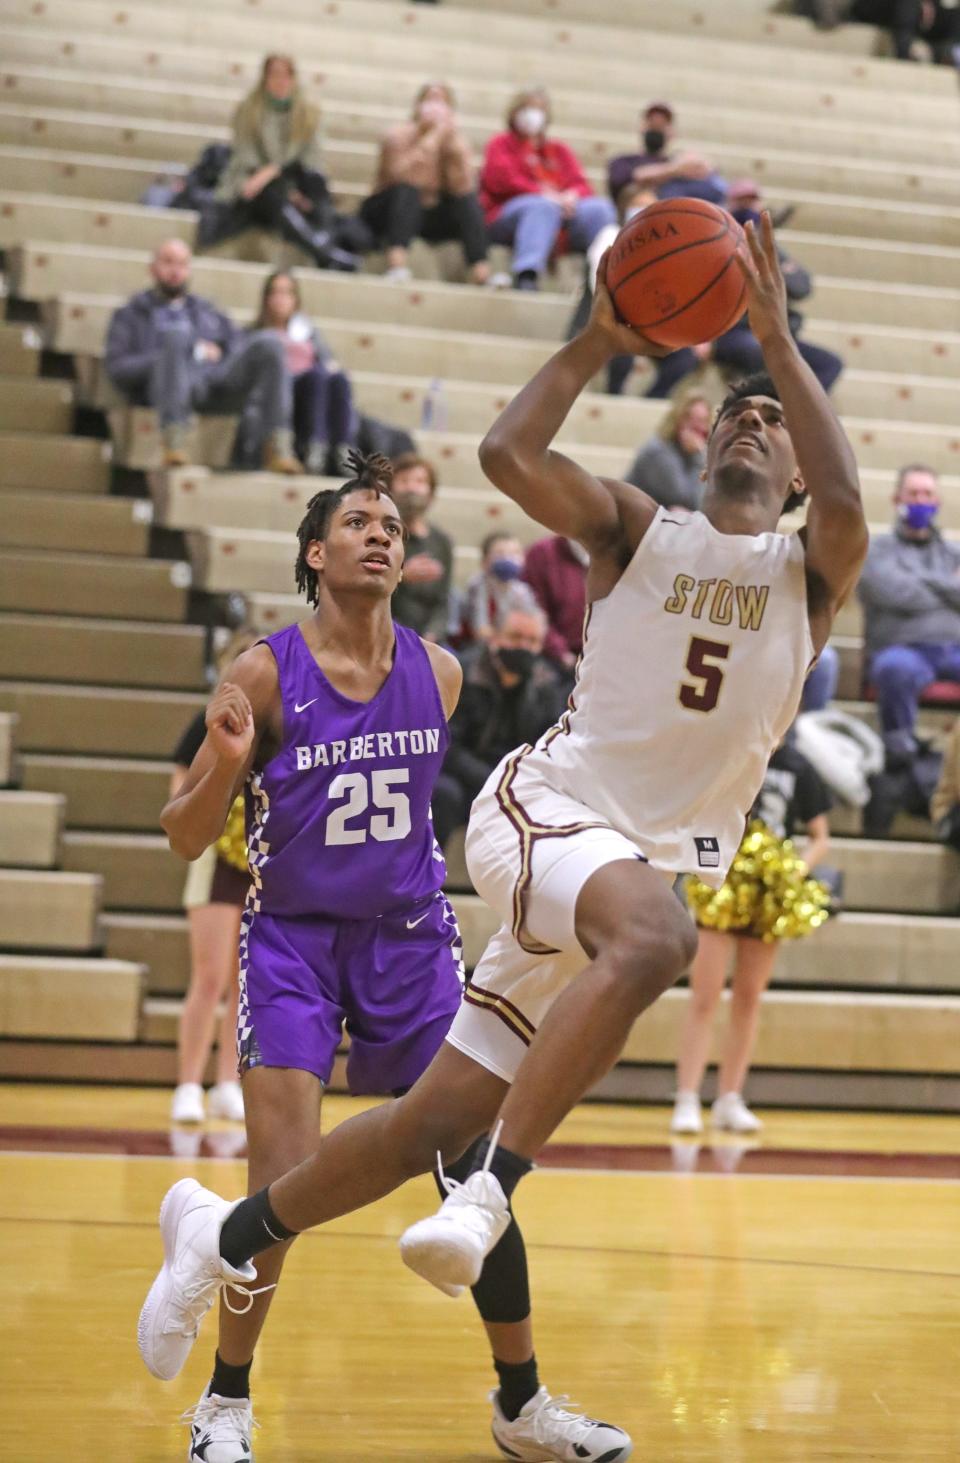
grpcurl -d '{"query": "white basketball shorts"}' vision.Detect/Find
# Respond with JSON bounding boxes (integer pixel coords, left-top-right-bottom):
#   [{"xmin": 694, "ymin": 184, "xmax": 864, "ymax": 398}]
[{"xmin": 445, "ymin": 747, "xmax": 649, "ymax": 1083}]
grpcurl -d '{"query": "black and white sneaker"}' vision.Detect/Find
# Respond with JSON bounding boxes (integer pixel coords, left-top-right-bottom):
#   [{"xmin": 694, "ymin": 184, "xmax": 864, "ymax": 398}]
[
  {"xmin": 183, "ymin": 1387, "xmax": 257, "ymax": 1462},
  {"xmin": 490, "ymin": 1385, "xmax": 632, "ymax": 1462}
]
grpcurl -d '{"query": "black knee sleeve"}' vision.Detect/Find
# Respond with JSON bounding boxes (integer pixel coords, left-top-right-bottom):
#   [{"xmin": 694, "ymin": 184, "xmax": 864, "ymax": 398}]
[{"xmin": 435, "ymin": 1139, "xmax": 532, "ymax": 1325}]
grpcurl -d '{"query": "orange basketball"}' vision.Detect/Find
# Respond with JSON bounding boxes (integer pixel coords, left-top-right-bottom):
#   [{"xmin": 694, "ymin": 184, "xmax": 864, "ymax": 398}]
[{"xmin": 605, "ymin": 198, "xmax": 747, "ymax": 350}]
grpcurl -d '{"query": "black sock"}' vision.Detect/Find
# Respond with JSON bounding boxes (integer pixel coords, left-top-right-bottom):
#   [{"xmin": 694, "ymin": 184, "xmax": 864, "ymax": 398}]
[
  {"xmin": 471, "ymin": 1136, "xmax": 532, "ymax": 1200},
  {"xmin": 495, "ymin": 1355, "xmax": 540, "ymax": 1422},
  {"xmin": 219, "ymin": 1186, "xmax": 298, "ymax": 1269},
  {"xmin": 210, "ymin": 1351, "xmax": 252, "ymax": 1400}
]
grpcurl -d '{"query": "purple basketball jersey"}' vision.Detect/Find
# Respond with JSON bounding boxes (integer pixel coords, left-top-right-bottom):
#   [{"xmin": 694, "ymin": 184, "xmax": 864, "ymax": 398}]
[{"xmin": 247, "ymin": 621, "xmax": 448, "ymax": 918}]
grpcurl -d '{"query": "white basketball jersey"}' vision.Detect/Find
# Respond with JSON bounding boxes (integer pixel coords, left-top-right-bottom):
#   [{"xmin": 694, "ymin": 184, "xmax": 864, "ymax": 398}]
[{"xmin": 523, "ymin": 507, "xmax": 815, "ymax": 887}]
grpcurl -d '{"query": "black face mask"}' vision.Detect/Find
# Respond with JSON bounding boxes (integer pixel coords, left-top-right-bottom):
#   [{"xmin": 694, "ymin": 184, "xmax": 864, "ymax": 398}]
[
  {"xmin": 643, "ymin": 127, "xmax": 666, "ymax": 154},
  {"xmin": 156, "ymin": 279, "xmax": 188, "ymax": 300},
  {"xmin": 497, "ymin": 647, "xmax": 536, "ymax": 679}
]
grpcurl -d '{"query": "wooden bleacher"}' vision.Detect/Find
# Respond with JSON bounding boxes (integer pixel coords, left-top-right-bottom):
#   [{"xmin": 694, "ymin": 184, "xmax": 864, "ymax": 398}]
[{"xmin": 0, "ymin": 0, "xmax": 959, "ymax": 1108}]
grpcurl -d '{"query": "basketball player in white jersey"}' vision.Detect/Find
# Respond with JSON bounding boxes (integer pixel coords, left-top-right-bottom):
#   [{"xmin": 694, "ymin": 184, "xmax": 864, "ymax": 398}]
[{"xmin": 138, "ymin": 216, "xmax": 867, "ymax": 1440}]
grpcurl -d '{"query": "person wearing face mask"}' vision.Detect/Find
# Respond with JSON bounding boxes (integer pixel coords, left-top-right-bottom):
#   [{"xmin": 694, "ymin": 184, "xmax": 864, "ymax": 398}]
[
  {"xmin": 211, "ymin": 55, "xmax": 360, "ymax": 270},
  {"xmin": 607, "ymin": 101, "xmax": 727, "ymax": 206},
  {"xmin": 432, "ymin": 607, "xmax": 567, "ymax": 848},
  {"xmin": 104, "ymin": 238, "xmax": 301, "ymax": 472},
  {"xmin": 480, "ymin": 88, "xmax": 616, "ymax": 291},
  {"xmin": 359, "ymin": 82, "xmax": 490, "ymax": 285},
  {"xmin": 857, "ymin": 463, "xmax": 960, "ymax": 760},
  {"xmin": 388, "ymin": 452, "xmax": 455, "ymax": 641},
  {"xmin": 521, "ymin": 532, "xmax": 588, "ymax": 676},
  {"xmin": 459, "ymin": 532, "xmax": 540, "ymax": 644}
]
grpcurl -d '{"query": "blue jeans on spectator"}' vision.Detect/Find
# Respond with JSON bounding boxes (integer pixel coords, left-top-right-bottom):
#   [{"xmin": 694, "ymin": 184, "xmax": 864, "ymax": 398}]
[
  {"xmin": 870, "ymin": 641, "xmax": 960, "ymax": 755},
  {"xmin": 802, "ymin": 643, "xmax": 839, "ymax": 712},
  {"xmin": 488, "ymin": 193, "xmax": 617, "ymax": 278},
  {"xmin": 293, "ymin": 364, "xmax": 358, "ymax": 465},
  {"xmin": 643, "ymin": 324, "xmax": 844, "ymax": 399}
]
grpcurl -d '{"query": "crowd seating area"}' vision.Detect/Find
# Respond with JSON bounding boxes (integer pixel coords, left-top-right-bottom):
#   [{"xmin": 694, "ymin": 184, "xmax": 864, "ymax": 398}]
[{"xmin": 1, "ymin": 0, "xmax": 959, "ymax": 1109}]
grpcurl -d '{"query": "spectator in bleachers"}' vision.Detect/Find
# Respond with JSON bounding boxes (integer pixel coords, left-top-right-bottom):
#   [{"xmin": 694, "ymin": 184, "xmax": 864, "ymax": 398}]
[
  {"xmin": 641, "ymin": 180, "xmax": 844, "ymax": 399},
  {"xmin": 432, "ymin": 606, "xmax": 567, "ymax": 847},
  {"xmin": 623, "ymin": 393, "xmax": 710, "ymax": 511},
  {"xmin": 168, "ymin": 627, "xmax": 259, "ymax": 1127},
  {"xmin": 389, "ymin": 452, "xmax": 454, "ymax": 641},
  {"xmin": 458, "ymin": 531, "xmax": 540, "ymax": 644},
  {"xmin": 359, "ymin": 82, "xmax": 490, "ymax": 285},
  {"xmin": 213, "ymin": 55, "xmax": 359, "ymax": 270},
  {"xmin": 480, "ymin": 87, "xmax": 616, "ymax": 291},
  {"xmin": 254, "ymin": 269, "xmax": 358, "ymax": 474},
  {"xmin": 104, "ymin": 238, "xmax": 301, "ymax": 473},
  {"xmin": 522, "ymin": 532, "xmax": 588, "ymax": 673},
  {"xmin": 607, "ymin": 101, "xmax": 727, "ymax": 207},
  {"xmin": 850, "ymin": 0, "xmax": 960, "ymax": 61},
  {"xmin": 857, "ymin": 463, "xmax": 960, "ymax": 759}
]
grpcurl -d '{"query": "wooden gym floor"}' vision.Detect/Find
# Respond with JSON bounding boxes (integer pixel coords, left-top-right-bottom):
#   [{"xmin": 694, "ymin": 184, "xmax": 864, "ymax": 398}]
[{"xmin": 1, "ymin": 1086, "xmax": 958, "ymax": 1461}]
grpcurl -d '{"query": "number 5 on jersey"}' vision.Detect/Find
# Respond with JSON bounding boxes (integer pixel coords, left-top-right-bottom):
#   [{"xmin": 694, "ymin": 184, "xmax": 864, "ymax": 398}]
[
  {"xmin": 326, "ymin": 769, "xmax": 412, "ymax": 845},
  {"xmin": 680, "ymin": 636, "xmax": 730, "ymax": 713}
]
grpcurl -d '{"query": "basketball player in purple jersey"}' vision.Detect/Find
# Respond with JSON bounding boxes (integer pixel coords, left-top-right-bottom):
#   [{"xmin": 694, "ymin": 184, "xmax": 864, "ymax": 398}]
[{"xmin": 149, "ymin": 452, "xmax": 630, "ymax": 1463}]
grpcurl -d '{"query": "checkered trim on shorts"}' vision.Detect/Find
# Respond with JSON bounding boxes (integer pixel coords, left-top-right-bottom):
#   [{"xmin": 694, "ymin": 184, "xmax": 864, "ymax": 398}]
[
  {"xmin": 245, "ymin": 772, "xmax": 271, "ymax": 914},
  {"xmin": 439, "ymin": 892, "xmax": 465, "ymax": 992}
]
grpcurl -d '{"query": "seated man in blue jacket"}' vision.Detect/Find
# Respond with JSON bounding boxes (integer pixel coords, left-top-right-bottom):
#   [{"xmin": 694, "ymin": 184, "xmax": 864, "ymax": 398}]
[
  {"xmin": 858, "ymin": 463, "xmax": 960, "ymax": 761},
  {"xmin": 105, "ymin": 238, "xmax": 300, "ymax": 472}
]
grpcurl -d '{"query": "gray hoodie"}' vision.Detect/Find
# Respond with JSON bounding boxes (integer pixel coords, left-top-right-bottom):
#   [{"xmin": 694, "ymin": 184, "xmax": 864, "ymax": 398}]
[{"xmin": 857, "ymin": 526, "xmax": 960, "ymax": 660}]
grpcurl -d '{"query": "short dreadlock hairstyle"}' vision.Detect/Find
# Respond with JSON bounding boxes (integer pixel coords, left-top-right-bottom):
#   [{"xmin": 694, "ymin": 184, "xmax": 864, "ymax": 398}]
[
  {"xmin": 294, "ymin": 449, "xmax": 394, "ymax": 607},
  {"xmin": 712, "ymin": 371, "xmax": 806, "ymax": 515}
]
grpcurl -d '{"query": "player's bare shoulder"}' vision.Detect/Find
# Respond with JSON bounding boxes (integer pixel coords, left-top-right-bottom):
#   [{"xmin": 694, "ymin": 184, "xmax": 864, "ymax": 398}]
[
  {"xmin": 224, "ymin": 641, "xmax": 279, "ymax": 711},
  {"xmin": 422, "ymin": 639, "xmax": 463, "ymax": 720}
]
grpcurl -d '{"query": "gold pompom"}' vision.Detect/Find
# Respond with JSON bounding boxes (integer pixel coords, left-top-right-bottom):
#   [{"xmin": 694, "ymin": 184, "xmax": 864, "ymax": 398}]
[
  {"xmin": 685, "ymin": 819, "xmax": 830, "ymax": 942},
  {"xmin": 214, "ymin": 794, "xmax": 249, "ymax": 873}
]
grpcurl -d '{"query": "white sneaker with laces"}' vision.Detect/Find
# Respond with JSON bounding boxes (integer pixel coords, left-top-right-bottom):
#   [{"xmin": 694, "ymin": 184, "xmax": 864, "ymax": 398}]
[
  {"xmin": 490, "ymin": 1386, "xmax": 632, "ymax": 1462},
  {"xmin": 171, "ymin": 1082, "xmax": 205, "ymax": 1124},
  {"xmin": 711, "ymin": 1092, "xmax": 763, "ymax": 1134},
  {"xmin": 138, "ymin": 1178, "xmax": 270, "ymax": 1381},
  {"xmin": 670, "ymin": 1091, "xmax": 703, "ymax": 1135},
  {"xmin": 183, "ymin": 1388, "xmax": 257, "ymax": 1462},
  {"xmin": 399, "ymin": 1125, "xmax": 511, "ymax": 1295},
  {"xmin": 208, "ymin": 1081, "xmax": 245, "ymax": 1123}
]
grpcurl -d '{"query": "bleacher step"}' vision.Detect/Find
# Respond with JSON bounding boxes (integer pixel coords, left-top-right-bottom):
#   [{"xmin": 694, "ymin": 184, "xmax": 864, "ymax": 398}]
[
  {"xmin": 0, "ymin": 788, "xmax": 64, "ymax": 868},
  {"xmin": 0, "ymin": 953, "xmax": 143, "ymax": 1039}
]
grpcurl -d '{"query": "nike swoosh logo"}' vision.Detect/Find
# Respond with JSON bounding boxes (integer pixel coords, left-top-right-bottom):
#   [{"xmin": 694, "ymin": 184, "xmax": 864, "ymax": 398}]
[
  {"xmin": 294, "ymin": 698, "xmax": 318, "ymax": 713},
  {"xmin": 406, "ymin": 912, "xmax": 430, "ymax": 930}
]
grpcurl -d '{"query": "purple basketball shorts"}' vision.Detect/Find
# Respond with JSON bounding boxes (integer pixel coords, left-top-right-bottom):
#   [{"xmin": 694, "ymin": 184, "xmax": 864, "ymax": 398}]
[{"xmin": 236, "ymin": 890, "xmax": 464, "ymax": 1094}]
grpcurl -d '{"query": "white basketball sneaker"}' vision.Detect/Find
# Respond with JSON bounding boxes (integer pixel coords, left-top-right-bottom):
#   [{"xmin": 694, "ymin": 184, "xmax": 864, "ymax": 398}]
[
  {"xmin": 208, "ymin": 1080, "xmax": 245, "ymax": 1123},
  {"xmin": 399, "ymin": 1128, "xmax": 511, "ymax": 1296},
  {"xmin": 711, "ymin": 1092, "xmax": 763, "ymax": 1134},
  {"xmin": 670, "ymin": 1091, "xmax": 703, "ymax": 1135},
  {"xmin": 490, "ymin": 1386, "xmax": 633, "ymax": 1462},
  {"xmin": 138, "ymin": 1178, "xmax": 269, "ymax": 1381},
  {"xmin": 171, "ymin": 1082, "xmax": 205, "ymax": 1124},
  {"xmin": 183, "ymin": 1388, "xmax": 257, "ymax": 1462}
]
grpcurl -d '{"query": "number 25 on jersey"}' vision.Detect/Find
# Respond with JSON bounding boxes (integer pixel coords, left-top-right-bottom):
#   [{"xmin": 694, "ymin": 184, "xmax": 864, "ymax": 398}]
[{"xmin": 325, "ymin": 769, "xmax": 412, "ymax": 845}]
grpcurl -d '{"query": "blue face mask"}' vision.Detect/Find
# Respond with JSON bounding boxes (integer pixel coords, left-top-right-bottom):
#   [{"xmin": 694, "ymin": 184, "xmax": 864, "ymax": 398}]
[
  {"xmin": 900, "ymin": 501, "xmax": 938, "ymax": 532},
  {"xmin": 490, "ymin": 557, "xmax": 522, "ymax": 582}
]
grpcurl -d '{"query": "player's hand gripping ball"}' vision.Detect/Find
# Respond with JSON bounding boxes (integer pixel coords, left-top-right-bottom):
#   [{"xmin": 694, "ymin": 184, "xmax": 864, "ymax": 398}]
[{"xmin": 605, "ymin": 197, "xmax": 746, "ymax": 350}]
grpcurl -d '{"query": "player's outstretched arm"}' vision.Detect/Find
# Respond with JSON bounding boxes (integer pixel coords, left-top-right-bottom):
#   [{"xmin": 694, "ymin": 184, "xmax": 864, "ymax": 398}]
[
  {"xmin": 737, "ymin": 213, "xmax": 868, "ymax": 612},
  {"xmin": 478, "ymin": 254, "xmax": 667, "ymax": 552},
  {"xmin": 160, "ymin": 644, "xmax": 276, "ymax": 861}
]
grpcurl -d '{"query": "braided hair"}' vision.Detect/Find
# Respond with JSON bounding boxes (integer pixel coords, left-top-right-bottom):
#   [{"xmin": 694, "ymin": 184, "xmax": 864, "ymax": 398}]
[{"xmin": 294, "ymin": 450, "xmax": 394, "ymax": 607}]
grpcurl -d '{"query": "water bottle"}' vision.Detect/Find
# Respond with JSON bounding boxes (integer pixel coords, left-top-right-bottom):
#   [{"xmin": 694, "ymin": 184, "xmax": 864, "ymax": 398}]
[{"xmin": 420, "ymin": 378, "xmax": 448, "ymax": 433}]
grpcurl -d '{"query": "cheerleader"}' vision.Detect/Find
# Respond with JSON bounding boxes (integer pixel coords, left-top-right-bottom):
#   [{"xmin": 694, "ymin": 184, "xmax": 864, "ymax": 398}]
[
  {"xmin": 672, "ymin": 737, "xmax": 832, "ymax": 1135},
  {"xmin": 169, "ymin": 630, "xmax": 257, "ymax": 1125}
]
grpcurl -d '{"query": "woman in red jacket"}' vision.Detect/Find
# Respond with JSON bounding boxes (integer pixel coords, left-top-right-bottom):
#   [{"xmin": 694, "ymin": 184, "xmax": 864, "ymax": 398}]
[{"xmin": 480, "ymin": 86, "xmax": 616, "ymax": 291}]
